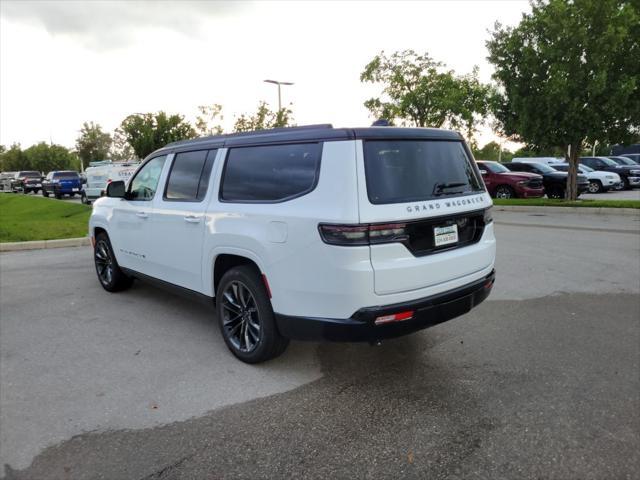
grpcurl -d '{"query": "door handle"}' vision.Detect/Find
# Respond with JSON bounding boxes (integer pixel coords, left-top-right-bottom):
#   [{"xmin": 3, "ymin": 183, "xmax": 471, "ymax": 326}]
[
  {"xmin": 184, "ymin": 215, "xmax": 200, "ymax": 224},
  {"xmin": 136, "ymin": 211, "xmax": 148, "ymax": 219}
]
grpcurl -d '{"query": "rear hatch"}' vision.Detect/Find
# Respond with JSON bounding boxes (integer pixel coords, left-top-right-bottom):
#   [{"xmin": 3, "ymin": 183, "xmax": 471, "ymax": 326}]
[
  {"xmin": 357, "ymin": 139, "xmax": 494, "ymax": 295},
  {"xmin": 55, "ymin": 173, "xmax": 81, "ymax": 190}
]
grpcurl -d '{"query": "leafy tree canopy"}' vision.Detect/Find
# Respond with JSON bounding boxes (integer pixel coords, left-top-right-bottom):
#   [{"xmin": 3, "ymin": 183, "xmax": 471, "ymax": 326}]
[
  {"xmin": 110, "ymin": 127, "xmax": 137, "ymax": 162},
  {"xmin": 195, "ymin": 104, "xmax": 225, "ymax": 136},
  {"xmin": 1, "ymin": 143, "xmax": 78, "ymax": 172},
  {"xmin": 360, "ymin": 50, "xmax": 492, "ymax": 138},
  {"xmin": 233, "ymin": 102, "xmax": 294, "ymax": 133},
  {"xmin": 120, "ymin": 112, "xmax": 196, "ymax": 159},
  {"xmin": 75, "ymin": 121, "xmax": 112, "ymax": 168},
  {"xmin": 487, "ymin": 0, "xmax": 639, "ymax": 197}
]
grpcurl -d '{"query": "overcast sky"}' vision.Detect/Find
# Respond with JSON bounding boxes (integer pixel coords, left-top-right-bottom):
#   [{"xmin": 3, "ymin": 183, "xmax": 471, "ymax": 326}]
[{"xmin": 0, "ymin": 0, "xmax": 530, "ymax": 150}]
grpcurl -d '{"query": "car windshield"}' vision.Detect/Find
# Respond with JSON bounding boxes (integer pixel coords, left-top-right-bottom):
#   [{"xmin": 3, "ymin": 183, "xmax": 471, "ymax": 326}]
[
  {"xmin": 530, "ymin": 163, "xmax": 557, "ymax": 173},
  {"xmin": 580, "ymin": 165, "xmax": 594, "ymax": 172},
  {"xmin": 364, "ymin": 140, "xmax": 483, "ymax": 204},
  {"xmin": 612, "ymin": 157, "xmax": 636, "ymax": 165},
  {"xmin": 53, "ymin": 172, "xmax": 79, "ymax": 179},
  {"xmin": 595, "ymin": 157, "xmax": 618, "ymax": 167},
  {"xmin": 482, "ymin": 162, "xmax": 510, "ymax": 173}
]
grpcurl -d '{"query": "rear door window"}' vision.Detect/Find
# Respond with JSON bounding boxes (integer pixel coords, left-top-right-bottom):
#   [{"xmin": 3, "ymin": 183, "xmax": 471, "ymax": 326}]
[
  {"xmin": 363, "ymin": 140, "xmax": 483, "ymax": 204},
  {"xmin": 164, "ymin": 149, "xmax": 217, "ymax": 201},
  {"xmin": 221, "ymin": 143, "xmax": 321, "ymax": 202}
]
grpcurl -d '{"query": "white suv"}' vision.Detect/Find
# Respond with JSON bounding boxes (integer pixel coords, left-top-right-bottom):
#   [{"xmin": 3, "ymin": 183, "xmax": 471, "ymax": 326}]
[{"xmin": 89, "ymin": 125, "xmax": 496, "ymax": 363}]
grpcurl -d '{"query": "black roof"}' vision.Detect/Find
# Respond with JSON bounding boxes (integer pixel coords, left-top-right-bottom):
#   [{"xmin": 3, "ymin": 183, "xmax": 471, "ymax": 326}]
[{"xmin": 155, "ymin": 124, "xmax": 463, "ymax": 156}]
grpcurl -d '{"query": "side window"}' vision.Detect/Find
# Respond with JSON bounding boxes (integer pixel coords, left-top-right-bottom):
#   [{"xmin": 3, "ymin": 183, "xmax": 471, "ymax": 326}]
[
  {"xmin": 221, "ymin": 143, "xmax": 321, "ymax": 202},
  {"xmin": 128, "ymin": 155, "xmax": 167, "ymax": 201},
  {"xmin": 164, "ymin": 149, "xmax": 217, "ymax": 201}
]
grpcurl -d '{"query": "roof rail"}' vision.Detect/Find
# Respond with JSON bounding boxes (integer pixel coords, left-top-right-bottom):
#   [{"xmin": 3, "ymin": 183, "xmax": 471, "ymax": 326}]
[{"xmin": 165, "ymin": 124, "xmax": 334, "ymax": 148}]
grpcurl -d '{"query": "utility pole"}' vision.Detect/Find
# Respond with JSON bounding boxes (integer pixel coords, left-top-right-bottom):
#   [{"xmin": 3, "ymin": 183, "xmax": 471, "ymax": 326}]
[{"xmin": 263, "ymin": 79, "xmax": 294, "ymax": 111}]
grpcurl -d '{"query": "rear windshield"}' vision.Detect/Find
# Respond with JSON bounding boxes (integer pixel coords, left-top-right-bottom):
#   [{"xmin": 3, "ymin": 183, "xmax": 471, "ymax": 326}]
[
  {"xmin": 53, "ymin": 172, "xmax": 79, "ymax": 179},
  {"xmin": 364, "ymin": 140, "xmax": 483, "ymax": 204},
  {"xmin": 19, "ymin": 171, "xmax": 41, "ymax": 177}
]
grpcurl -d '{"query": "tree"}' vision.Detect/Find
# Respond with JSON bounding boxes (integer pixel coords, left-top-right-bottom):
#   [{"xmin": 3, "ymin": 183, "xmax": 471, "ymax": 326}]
[
  {"xmin": 76, "ymin": 122, "xmax": 112, "ymax": 170},
  {"xmin": 360, "ymin": 50, "xmax": 491, "ymax": 138},
  {"xmin": 120, "ymin": 112, "xmax": 196, "ymax": 159},
  {"xmin": 487, "ymin": 0, "xmax": 640, "ymax": 199},
  {"xmin": 110, "ymin": 128, "xmax": 137, "ymax": 162},
  {"xmin": 233, "ymin": 101, "xmax": 294, "ymax": 133},
  {"xmin": 0, "ymin": 144, "xmax": 26, "ymax": 171},
  {"xmin": 195, "ymin": 104, "xmax": 224, "ymax": 136},
  {"xmin": 24, "ymin": 143, "xmax": 78, "ymax": 172},
  {"xmin": 473, "ymin": 141, "xmax": 514, "ymax": 162}
]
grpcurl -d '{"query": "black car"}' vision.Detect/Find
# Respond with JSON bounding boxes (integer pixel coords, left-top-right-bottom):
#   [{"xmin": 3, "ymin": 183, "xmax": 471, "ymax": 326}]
[
  {"xmin": 608, "ymin": 156, "xmax": 638, "ymax": 166},
  {"xmin": 580, "ymin": 157, "xmax": 640, "ymax": 189},
  {"xmin": 503, "ymin": 162, "xmax": 589, "ymax": 198},
  {"xmin": 10, "ymin": 171, "xmax": 43, "ymax": 194}
]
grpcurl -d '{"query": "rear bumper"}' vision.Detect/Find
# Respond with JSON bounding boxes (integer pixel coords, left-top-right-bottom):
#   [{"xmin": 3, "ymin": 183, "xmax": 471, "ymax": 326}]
[{"xmin": 275, "ymin": 270, "xmax": 495, "ymax": 342}]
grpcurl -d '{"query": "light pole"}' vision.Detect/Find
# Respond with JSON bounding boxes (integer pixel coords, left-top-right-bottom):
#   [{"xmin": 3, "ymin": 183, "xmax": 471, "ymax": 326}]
[{"xmin": 263, "ymin": 79, "xmax": 294, "ymax": 111}]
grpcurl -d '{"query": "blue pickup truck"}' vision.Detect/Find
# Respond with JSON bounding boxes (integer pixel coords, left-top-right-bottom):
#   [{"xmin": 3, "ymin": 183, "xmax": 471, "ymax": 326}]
[{"xmin": 42, "ymin": 171, "xmax": 83, "ymax": 199}]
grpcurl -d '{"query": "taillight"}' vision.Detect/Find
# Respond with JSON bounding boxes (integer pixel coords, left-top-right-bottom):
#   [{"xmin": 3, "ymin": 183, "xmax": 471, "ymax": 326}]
[
  {"xmin": 318, "ymin": 223, "xmax": 407, "ymax": 246},
  {"xmin": 375, "ymin": 310, "xmax": 414, "ymax": 325},
  {"xmin": 483, "ymin": 206, "xmax": 493, "ymax": 224}
]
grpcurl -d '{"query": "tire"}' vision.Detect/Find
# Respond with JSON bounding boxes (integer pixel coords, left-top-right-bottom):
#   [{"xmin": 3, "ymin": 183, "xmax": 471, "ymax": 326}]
[
  {"xmin": 547, "ymin": 186, "xmax": 564, "ymax": 199},
  {"xmin": 216, "ymin": 265, "xmax": 289, "ymax": 363},
  {"xmin": 622, "ymin": 177, "xmax": 631, "ymax": 190},
  {"xmin": 42, "ymin": 189, "xmax": 49, "ymax": 197},
  {"xmin": 54, "ymin": 191, "xmax": 62, "ymax": 199},
  {"xmin": 94, "ymin": 232, "xmax": 134, "ymax": 292},
  {"xmin": 587, "ymin": 180, "xmax": 603, "ymax": 194},
  {"xmin": 81, "ymin": 192, "xmax": 90, "ymax": 204},
  {"xmin": 495, "ymin": 185, "xmax": 515, "ymax": 199}
]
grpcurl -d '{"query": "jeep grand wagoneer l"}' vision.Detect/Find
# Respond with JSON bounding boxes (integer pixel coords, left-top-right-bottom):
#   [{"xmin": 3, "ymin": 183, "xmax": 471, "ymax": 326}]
[{"xmin": 90, "ymin": 125, "xmax": 496, "ymax": 363}]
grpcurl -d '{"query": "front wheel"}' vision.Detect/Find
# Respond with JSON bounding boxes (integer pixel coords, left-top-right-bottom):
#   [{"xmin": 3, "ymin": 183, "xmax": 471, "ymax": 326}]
[
  {"xmin": 94, "ymin": 233, "xmax": 133, "ymax": 292},
  {"xmin": 587, "ymin": 180, "xmax": 603, "ymax": 194},
  {"xmin": 547, "ymin": 186, "xmax": 564, "ymax": 199},
  {"xmin": 495, "ymin": 185, "xmax": 515, "ymax": 199},
  {"xmin": 216, "ymin": 265, "xmax": 289, "ymax": 363},
  {"xmin": 42, "ymin": 189, "xmax": 49, "ymax": 197}
]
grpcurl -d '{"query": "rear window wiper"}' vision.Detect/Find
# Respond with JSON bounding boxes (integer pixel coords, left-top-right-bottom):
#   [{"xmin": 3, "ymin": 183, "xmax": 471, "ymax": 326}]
[{"xmin": 433, "ymin": 182, "xmax": 467, "ymax": 196}]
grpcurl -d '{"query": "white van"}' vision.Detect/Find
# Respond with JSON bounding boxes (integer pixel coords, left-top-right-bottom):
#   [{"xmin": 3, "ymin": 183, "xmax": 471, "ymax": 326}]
[
  {"xmin": 89, "ymin": 125, "xmax": 496, "ymax": 363},
  {"xmin": 511, "ymin": 157, "xmax": 564, "ymax": 165},
  {"xmin": 83, "ymin": 161, "xmax": 140, "ymax": 204}
]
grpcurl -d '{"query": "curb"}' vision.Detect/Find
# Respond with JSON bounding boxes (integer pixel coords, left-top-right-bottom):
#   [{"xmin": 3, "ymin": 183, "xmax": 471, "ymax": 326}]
[
  {"xmin": 0, "ymin": 237, "xmax": 91, "ymax": 252},
  {"xmin": 494, "ymin": 205, "xmax": 640, "ymax": 216}
]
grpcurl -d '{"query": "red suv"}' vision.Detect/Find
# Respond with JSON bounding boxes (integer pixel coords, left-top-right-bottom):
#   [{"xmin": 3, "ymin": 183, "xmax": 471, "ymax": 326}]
[{"xmin": 477, "ymin": 160, "xmax": 544, "ymax": 199}]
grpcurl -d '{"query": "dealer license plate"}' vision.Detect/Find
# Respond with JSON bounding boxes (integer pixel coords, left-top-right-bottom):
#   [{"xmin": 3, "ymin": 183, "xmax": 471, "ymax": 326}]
[
  {"xmin": 72, "ymin": 188, "xmax": 79, "ymax": 192},
  {"xmin": 434, "ymin": 224, "xmax": 458, "ymax": 247}
]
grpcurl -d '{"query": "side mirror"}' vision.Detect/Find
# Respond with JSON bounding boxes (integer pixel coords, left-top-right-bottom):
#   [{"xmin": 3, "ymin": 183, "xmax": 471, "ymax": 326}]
[
  {"xmin": 106, "ymin": 180, "xmax": 126, "ymax": 198},
  {"xmin": 479, "ymin": 169, "xmax": 488, "ymax": 175}
]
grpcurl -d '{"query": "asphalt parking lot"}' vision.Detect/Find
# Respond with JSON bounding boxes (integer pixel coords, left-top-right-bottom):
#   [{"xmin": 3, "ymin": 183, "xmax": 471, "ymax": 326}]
[{"xmin": 1, "ymin": 210, "xmax": 639, "ymax": 479}]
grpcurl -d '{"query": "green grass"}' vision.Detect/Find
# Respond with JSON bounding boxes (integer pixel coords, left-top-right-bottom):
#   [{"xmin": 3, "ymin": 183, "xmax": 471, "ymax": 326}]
[
  {"xmin": 0, "ymin": 194, "xmax": 91, "ymax": 242},
  {"xmin": 493, "ymin": 198, "xmax": 640, "ymax": 209}
]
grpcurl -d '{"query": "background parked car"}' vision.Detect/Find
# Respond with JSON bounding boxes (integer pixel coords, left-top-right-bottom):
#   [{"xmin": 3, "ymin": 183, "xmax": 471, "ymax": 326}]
[
  {"xmin": 476, "ymin": 160, "xmax": 544, "ymax": 199},
  {"xmin": 0, "ymin": 172, "xmax": 17, "ymax": 191},
  {"xmin": 621, "ymin": 153, "xmax": 640, "ymax": 163},
  {"xmin": 83, "ymin": 161, "xmax": 140, "ymax": 204},
  {"xmin": 10, "ymin": 171, "xmax": 43, "ymax": 194},
  {"xmin": 42, "ymin": 171, "xmax": 83, "ymax": 199},
  {"xmin": 551, "ymin": 163, "xmax": 621, "ymax": 193},
  {"xmin": 511, "ymin": 157, "xmax": 564, "ymax": 165},
  {"xmin": 608, "ymin": 156, "xmax": 638, "ymax": 166},
  {"xmin": 503, "ymin": 162, "xmax": 589, "ymax": 198},
  {"xmin": 579, "ymin": 156, "xmax": 640, "ymax": 190}
]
